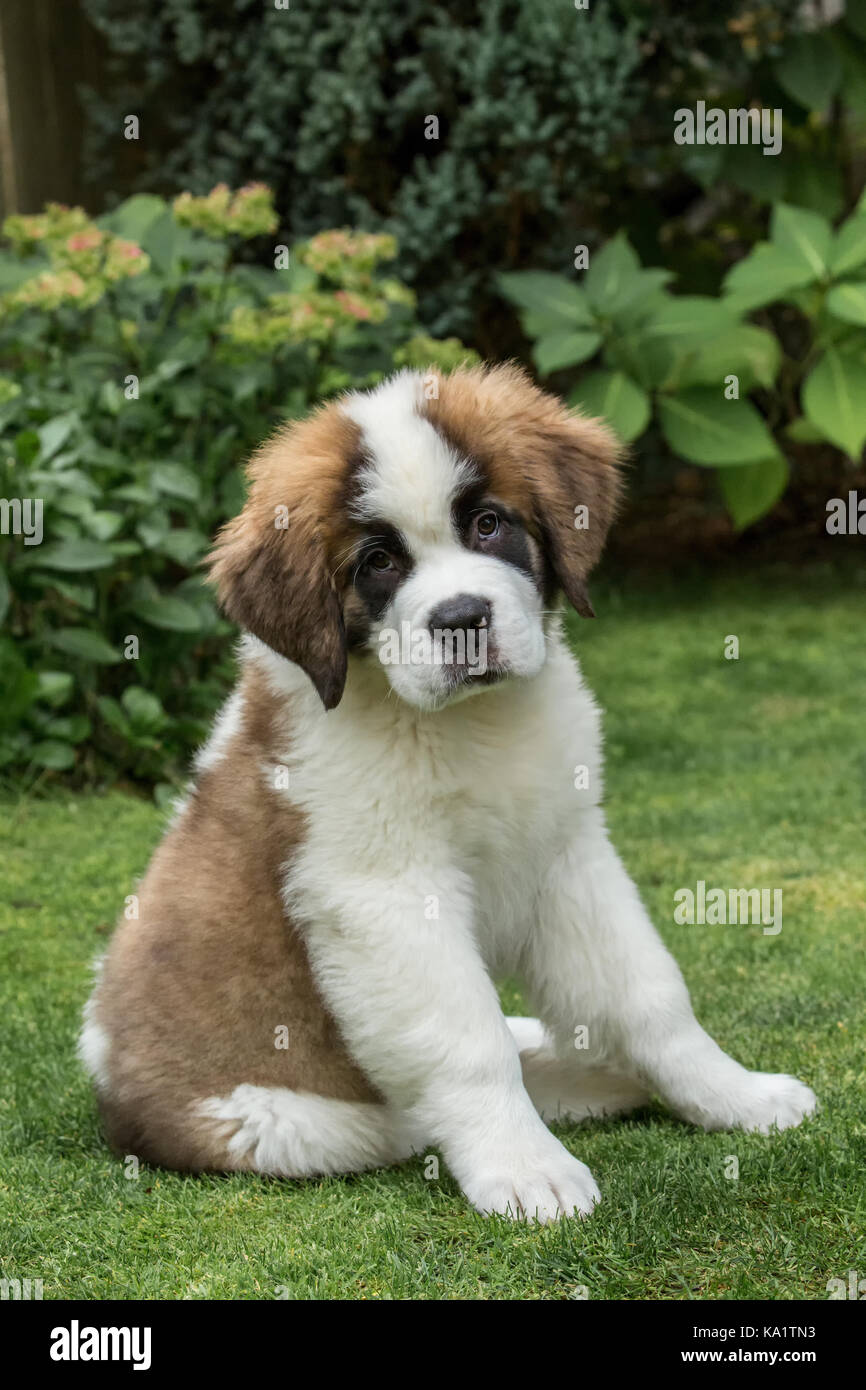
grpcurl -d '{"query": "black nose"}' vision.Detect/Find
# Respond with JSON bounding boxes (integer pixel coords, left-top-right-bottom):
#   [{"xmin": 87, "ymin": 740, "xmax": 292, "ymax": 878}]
[{"xmin": 428, "ymin": 593, "xmax": 492, "ymax": 636}]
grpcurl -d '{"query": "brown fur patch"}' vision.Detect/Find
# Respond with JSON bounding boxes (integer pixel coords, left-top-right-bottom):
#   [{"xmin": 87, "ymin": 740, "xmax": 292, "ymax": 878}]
[
  {"xmin": 208, "ymin": 405, "xmax": 364, "ymax": 708},
  {"xmin": 91, "ymin": 666, "xmax": 378, "ymax": 1173},
  {"xmin": 422, "ymin": 364, "xmax": 623, "ymax": 615}
]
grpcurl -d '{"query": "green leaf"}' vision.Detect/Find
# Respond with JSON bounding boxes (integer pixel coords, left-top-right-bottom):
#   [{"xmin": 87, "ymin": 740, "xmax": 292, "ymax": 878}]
[
  {"xmin": 85, "ymin": 511, "xmax": 125, "ymax": 542},
  {"xmin": 35, "ymin": 670, "xmax": 74, "ymax": 707},
  {"xmin": 156, "ymin": 529, "xmax": 208, "ymax": 566},
  {"xmin": 657, "ymin": 389, "xmax": 779, "ymax": 467},
  {"xmin": 44, "ymin": 714, "xmax": 91, "ymax": 743},
  {"xmin": 121, "ymin": 686, "xmax": 166, "ymax": 732},
  {"xmin": 672, "ymin": 325, "xmax": 781, "ymax": 392},
  {"xmin": 130, "ymin": 597, "xmax": 203, "ymax": 632},
  {"xmin": 532, "ymin": 330, "xmax": 601, "ymax": 375},
  {"xmin": 150, "ymin": 461, "xmax": 201, "ymax": 502},
  {"xmin": 785, "ymin": 417, "xmax": 828, "ymax": 445},
  {"xmin": 639, "ymin": 296, "xmax": 739, "ymax": 343},
  {"xmin": 830, "ymin": 215, "xmax": 866, "ymax": 279},
  {"xmin": 30, "ymin": 739, "xmax": 76, "ymax": 771},
  {"xmin": 826, "ymin": 281, "xmax": 866, "ymax": 326},
  {"xmin": 770, "ymin": 204, "xmax": 832, "ymax": 280},
  {"xmin": 98, "ymin": 193, "xmax": 167, "ymax": 242},
  {"xmin": 584, "ymin": 235, "xmax": 640, "ymax": 313},
  {"xmin": 568, "ymin": 370, "xmax": 650, "ymax": 443},
  {"xmin": 802, "ymin": 349, "xmax": 866, "ymax": 459},
  {"xmin": 0, "ymin": 565, "xmax": 9, "ymax": 624},
  {"xmin": 34, "ymin": 539, "xmax": 116, "ymax": 571},
  {"xmin": 497, "ymin": 271, "xmax": 595, "ymax": 328},
  {"xmin": 773, "ymin": 32, "xmax": 841, "ymax": 111},
  {"xmin": 97, "ymin": 696, "xmax": 131, "ymax": 737},
  {"xmin": 717, "ymin": 456, "xmax": 789, "ymax": 530},
  {"xmin": 48, "ymin": 628, "xmax": 122, "ymax": 664},
  {"xmin": 723, "ymin": 243, "xmax": 817, "ymax": 312},
  {"xmin": 37, "ymin": 412, "xmax": 78, "ymax": 463}
]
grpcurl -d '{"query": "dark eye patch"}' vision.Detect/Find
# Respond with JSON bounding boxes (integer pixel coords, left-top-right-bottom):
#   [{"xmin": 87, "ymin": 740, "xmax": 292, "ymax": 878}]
[
  {"xmin": 452, "ymin": 486, "xmax": 538, "ymax": 588},
  {"xmin": 350, "ymin": 521, "xmax": 413, "ymax": 627}
]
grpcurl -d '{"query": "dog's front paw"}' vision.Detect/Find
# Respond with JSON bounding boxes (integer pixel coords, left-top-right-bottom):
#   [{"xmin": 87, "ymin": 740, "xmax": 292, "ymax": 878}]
[
  {"xmin": 689, "ymin": 1071, "xmax": 818, "ymax": 1134},
  {"xmin": 461, "ymin": 1139, "xmax": 600, "ymax": 1224}
]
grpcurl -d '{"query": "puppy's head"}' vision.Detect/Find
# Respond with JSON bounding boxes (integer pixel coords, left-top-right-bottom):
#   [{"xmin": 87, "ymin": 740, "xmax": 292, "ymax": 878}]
[{"xmin": 209, "ymin": 365, "xmax": 621, "ymax": 711}]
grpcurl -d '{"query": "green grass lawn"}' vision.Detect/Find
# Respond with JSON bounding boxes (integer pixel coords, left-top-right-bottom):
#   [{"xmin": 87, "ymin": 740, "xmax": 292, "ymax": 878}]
[{"xmin": 2, "ymin": 561, "xmax": 864, "ymax": 1300}]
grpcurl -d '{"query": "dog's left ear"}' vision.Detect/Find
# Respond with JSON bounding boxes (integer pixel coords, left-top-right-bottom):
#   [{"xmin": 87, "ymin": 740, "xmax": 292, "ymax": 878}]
[{"xmin": 527, "ymin": 412, "xmax": 622, "ymax": 618}]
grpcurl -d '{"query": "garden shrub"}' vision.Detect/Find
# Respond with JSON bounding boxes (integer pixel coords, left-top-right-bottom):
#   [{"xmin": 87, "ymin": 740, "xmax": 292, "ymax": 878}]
[
  {"xmin": 79, "ymin": 0, "xmax": 829, "ymax": 349},
  {"xmin": 0, "ymin": 186, "xmax": 476, "ymax": 793},
  {"xmin": 499, "ymin": 197, "xmax": 866, "ymax": 528}
]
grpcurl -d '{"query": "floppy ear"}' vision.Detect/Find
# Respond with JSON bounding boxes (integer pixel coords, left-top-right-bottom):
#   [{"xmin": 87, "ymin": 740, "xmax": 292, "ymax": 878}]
[
  {"xmin": 527, "ymin": 412, "xmax": 622, "ymax": 618},
  {"xmin": 207, "ymin": 416, "xmax": 355, "ymax": 710},
  {"xmin": 208, "ymin": 509, "xmax": 347, "ymax": 709}
]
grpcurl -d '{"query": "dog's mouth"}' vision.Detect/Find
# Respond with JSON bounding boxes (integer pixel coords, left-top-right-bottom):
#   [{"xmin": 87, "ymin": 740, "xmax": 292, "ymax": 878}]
[{"xmin": 443, "ymin": 660, "xmax": 508, "ymax": 692}]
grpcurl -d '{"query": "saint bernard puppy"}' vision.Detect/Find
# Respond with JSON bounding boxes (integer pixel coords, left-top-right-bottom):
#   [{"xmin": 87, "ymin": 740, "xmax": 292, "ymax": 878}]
[{"xmin": 80, "ymin": 365, "xmax": 816, "ymax": 1222}]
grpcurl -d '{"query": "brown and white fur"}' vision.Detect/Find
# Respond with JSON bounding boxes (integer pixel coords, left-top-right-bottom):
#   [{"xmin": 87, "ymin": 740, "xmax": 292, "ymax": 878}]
[{"xmin": 79, "ymin": 365, "xmax": 816, "ymax": 1222}]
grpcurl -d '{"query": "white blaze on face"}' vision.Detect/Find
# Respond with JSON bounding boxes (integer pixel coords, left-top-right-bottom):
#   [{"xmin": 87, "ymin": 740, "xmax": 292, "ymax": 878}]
[{"xmin": 341, "ymin": 372, "xmax": 547, "ymax": 710}]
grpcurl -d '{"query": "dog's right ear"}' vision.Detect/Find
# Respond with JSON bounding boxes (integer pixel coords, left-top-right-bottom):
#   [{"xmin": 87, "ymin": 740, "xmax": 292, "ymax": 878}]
[{"xmin": 207, "ymin": 415, "xmax": 356, "ymax": 710}]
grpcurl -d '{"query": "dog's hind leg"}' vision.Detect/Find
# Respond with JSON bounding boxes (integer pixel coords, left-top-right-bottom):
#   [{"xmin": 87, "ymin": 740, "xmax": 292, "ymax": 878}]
[
  {"xmin": 192, "ymin": 1086, "xmax": 421, "ymax": 1177},
  {"xmin": 505, "ymin": 1017, "xmax": 650, "ymax": 1125}
]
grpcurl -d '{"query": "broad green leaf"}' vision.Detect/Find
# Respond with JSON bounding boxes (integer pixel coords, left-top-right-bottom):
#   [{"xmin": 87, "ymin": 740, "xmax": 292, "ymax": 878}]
[
  {"xmin": 657, "ymin": 389, "xmax": 779, "ymax": 467},
  {"xmin": 48, "ymin": 628, "xmax": 122, "ymax": 664},
  {"xmin": 532, "ymin": 330, "xmax": 601, "ymax": 375},
  {"xmin": 723, "ymin": 243, "xmax": 816, "ymax": 312},
  {"xmin": 98, "ymin": 193, "xmax": 167, "ymax": 242},
  {"xmin": 0, "ymin": 638, "xmax": 38, "ymax": 724},
  {"xmin": 568, "ymin": 370, "xmax": 650, "ymax": 443},
  {"xmin": 130, "ymin": 597, "xmax": 203, "ymax": 632},
  {"xmin": 830, "ymin": 215, "xmax": 866, "ymax": 278},
  {"xmin": 604, "ymin": 269, "xmax": 674, "ymax": 327},
  {"xmin": 97, "ymin": 696, "xmax": 131, "ymax": 737},
  {"xmin": 35, "ymin": 671, "xmax": 74, "ymax": 707},
  {"xmin": 672, "ymin": 325, "xmax": 781, "ymax": 392},
  {"xmin": 785, "ymin": 417, "xmax": 828, "ymax": 445},
  {"xmin": 45, "ymin": 714, "xmax": 91, "ymax": 743},
  {"xmin": 773, "ymin": 32, "xmax": 841, "ymax": 111},
  {"xmin": 150, "ymin": 462, "xmax": 201, "ymax": 502},
  {"xmin": 639, "ymin": 296, "xmax": 739, "ymax": 343},
  {"xmin": 37, "ymin": 412, "xmax": 78, "ymax": 463},
  {"xmin": 121, "ymin": 686, "xmax": 166, "ymax": 731},
  {"xmin": 717, "ymin": 456, "xmax": 789, "ymax": 530},
  {"xmin": 497, "ymin": 271, "xmax": 595, "ymax": 327},
  {"xmin": 584, "ymin": 234, "xmax": 641, "ymax": 313},
  {"xmin": 802, "ymin": 349, "xmax": 866, "ymax": 459},
  {"xmin": 770, "ymin": 203, "xmax": 832, "ymax": 280},
  {"xmin": 35, "ymin": 539, "xmax": 116, "ymax": 571},
  {"xmin": 30, "ymin": 739, "xmax": 76, "ymax": 771},
  {"xmin": 826, "ymin": 282, "xmax": 866, "ymax": 326},
  {"xmin": 156, "ymin": 529, "xmax": 208, "ymax": 566},
  {"xmin": 85, "ymin": 511, "xmax": 125, "ymax": 542}
]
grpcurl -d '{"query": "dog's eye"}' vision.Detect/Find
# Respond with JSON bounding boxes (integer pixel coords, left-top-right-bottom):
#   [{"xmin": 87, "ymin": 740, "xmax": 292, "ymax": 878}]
[
  {"xmin": 475, "ymin": 511, "xmax": 500, "ymax": 539},
  {"xmin": 366, "ymin": 549, "xmax": 394, "ymax": 572}
]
